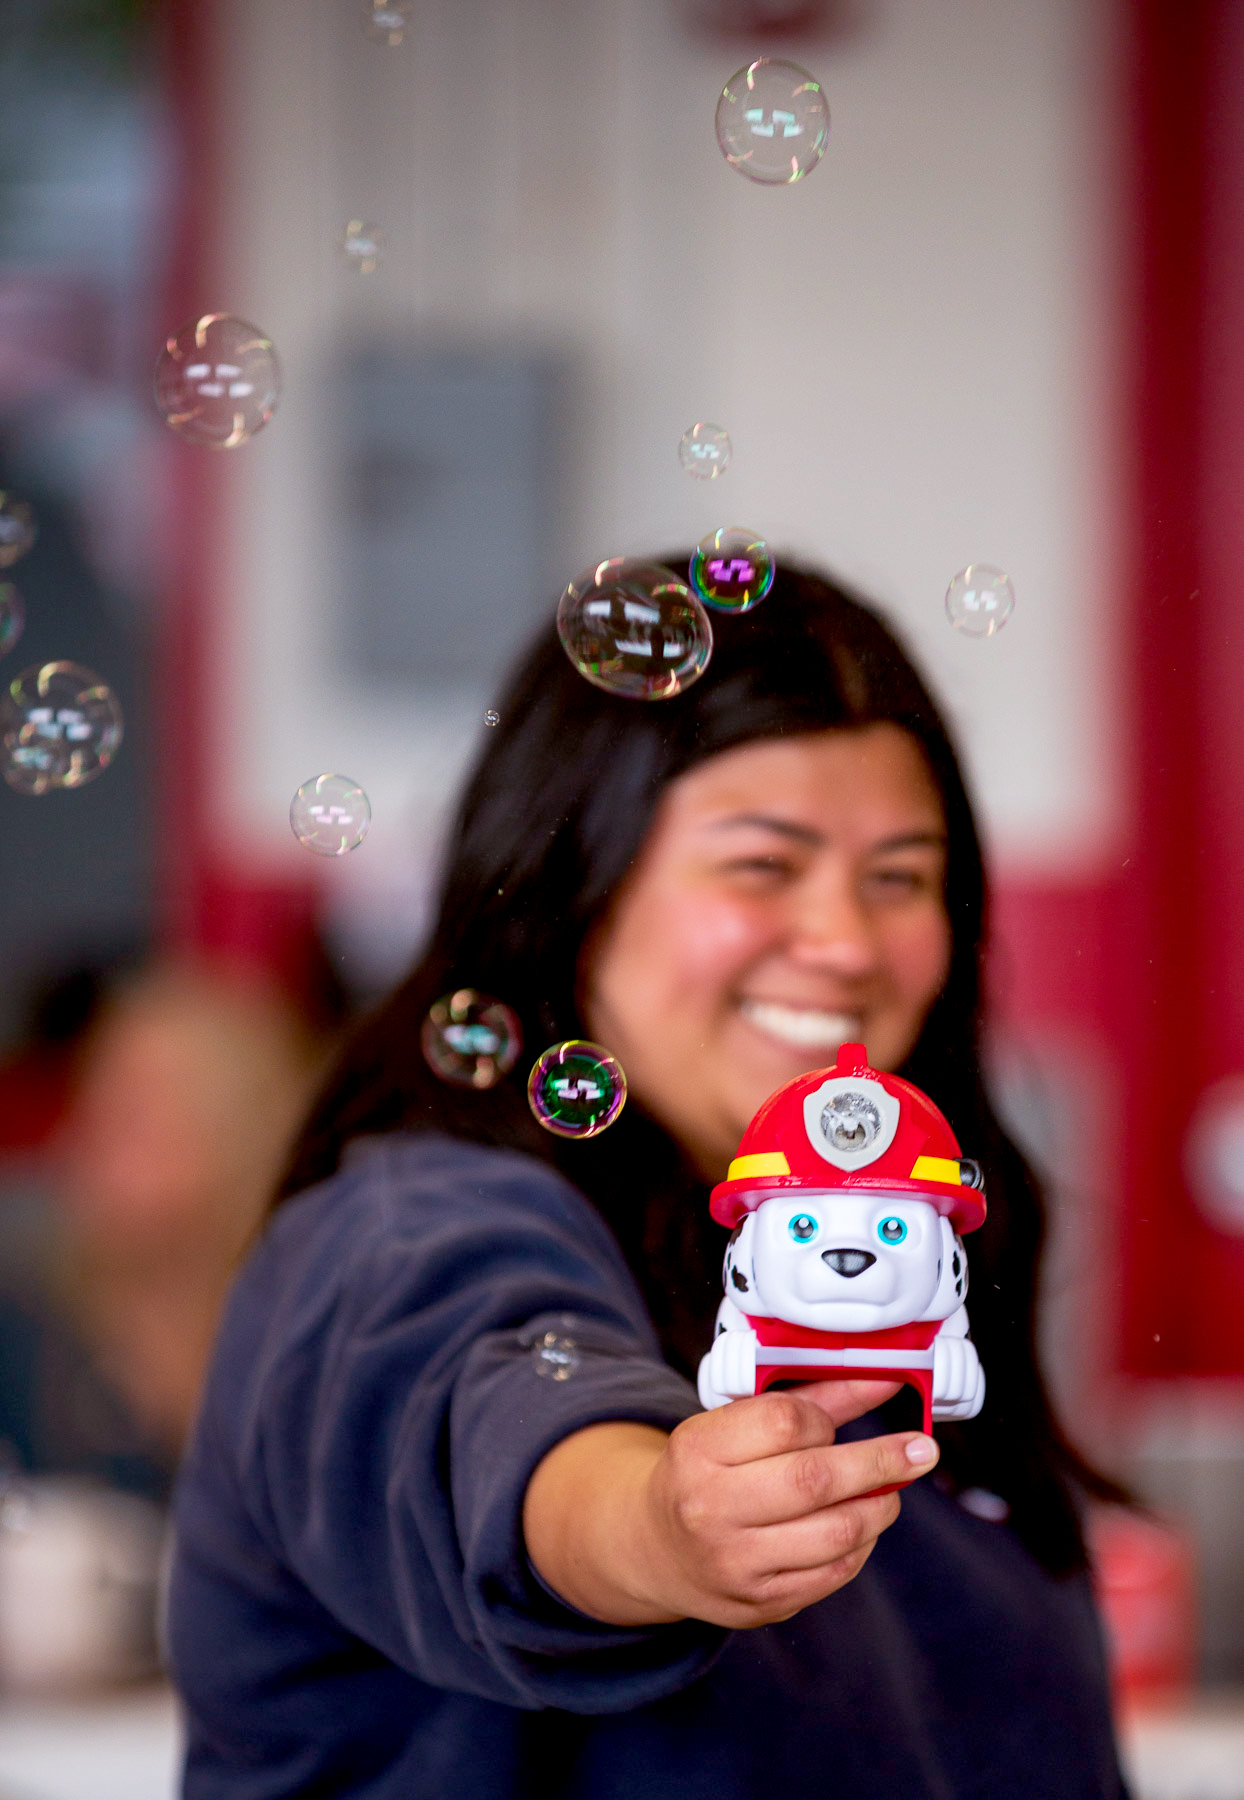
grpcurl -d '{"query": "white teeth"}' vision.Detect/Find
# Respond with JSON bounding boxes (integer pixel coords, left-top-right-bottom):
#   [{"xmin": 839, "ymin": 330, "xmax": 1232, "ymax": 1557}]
[{"xmin": 740, "ymin": 1001, "xmax": 861, "ymax": 1051}]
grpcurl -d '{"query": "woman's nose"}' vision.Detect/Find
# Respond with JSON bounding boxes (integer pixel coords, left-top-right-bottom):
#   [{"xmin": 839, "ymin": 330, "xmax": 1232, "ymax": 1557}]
[{"xmin": 788, "ymin": 879, "xmax": 880, "ymax": 977}]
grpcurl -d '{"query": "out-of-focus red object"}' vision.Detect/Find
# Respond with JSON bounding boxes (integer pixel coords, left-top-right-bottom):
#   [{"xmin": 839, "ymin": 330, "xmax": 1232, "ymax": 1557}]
[
  {"xmin": 0, "ymin": 1054, "xmax": 73, "ymax": 1155},
  {"xmin": 1089, "ymin": 1507, "xmax": 1198, "ymax": 1705}
]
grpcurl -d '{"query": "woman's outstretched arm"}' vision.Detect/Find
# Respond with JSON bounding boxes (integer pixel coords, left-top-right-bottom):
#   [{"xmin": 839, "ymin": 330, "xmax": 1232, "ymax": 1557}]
[{"xmin": 523, "ymin": 1380, "xmax": 939, "ymax": 1629}]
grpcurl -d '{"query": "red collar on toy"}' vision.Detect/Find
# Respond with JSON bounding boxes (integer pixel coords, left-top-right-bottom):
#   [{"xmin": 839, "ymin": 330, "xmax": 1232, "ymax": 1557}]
[{"xmin": 745, "ymin": 1315, "xmax": 941, "ymax": 1351}]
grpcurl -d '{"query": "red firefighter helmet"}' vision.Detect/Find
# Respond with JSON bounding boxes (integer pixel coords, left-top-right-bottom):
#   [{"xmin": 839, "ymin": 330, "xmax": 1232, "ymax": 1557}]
[{"xmin": 709, "ymin": 1042, "xmax": 987, "ymax": 1234}]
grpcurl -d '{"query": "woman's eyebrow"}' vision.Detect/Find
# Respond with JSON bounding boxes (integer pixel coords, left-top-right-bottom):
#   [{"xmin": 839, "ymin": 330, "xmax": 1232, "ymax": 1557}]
[
  {"xmin": 871, "ymin": 830, "xmax": 948, "ymax": 853},
  {"xmin": 708, "ymin": 812, "xmax": 825, "ymax": 845},
  {"xmin": 707, "ymin": 815, "xmax": 948, "ymax": 853}
]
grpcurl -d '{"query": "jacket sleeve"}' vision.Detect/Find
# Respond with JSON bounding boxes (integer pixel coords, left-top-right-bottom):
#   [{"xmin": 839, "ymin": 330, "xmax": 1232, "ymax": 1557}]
[{"xmin": 228, "ymin": 1136, "xmax": 726, "ymax": 1713}]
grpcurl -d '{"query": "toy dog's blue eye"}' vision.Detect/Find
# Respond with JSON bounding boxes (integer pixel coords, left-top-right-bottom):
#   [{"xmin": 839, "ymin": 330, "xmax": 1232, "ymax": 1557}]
[
  {"xmin": 788, "ymin": 1213, "xmax": 819, "ymax": 1242},
  {"xmin": 878, "ymin": 1216, "xmax": 907, "ymax": 1244}
]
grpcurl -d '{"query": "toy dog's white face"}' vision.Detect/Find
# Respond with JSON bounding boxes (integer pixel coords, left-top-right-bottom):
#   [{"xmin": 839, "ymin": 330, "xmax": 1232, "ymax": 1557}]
[{"xmin": 724, "ymin": 1193, "xmax": 967, "ymax": 1332}]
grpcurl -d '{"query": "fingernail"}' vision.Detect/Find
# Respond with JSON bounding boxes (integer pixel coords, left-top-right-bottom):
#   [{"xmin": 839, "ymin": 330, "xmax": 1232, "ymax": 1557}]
[{"xmin": 905, "ymin": 1435, "xmax": 938, "ymax": 1466}]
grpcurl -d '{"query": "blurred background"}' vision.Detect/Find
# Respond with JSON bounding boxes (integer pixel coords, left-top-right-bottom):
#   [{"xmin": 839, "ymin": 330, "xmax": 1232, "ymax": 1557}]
[{"xmin": 0, "ymin": 0, "xmax": 1242, "ymax": 1795}]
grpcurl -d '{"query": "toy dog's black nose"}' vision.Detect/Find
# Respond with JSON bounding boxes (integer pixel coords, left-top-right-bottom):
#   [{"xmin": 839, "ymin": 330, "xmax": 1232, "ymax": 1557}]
[{"xmin": 822, "ymin": 1248, "xmax": 876, "ymax": 1278}]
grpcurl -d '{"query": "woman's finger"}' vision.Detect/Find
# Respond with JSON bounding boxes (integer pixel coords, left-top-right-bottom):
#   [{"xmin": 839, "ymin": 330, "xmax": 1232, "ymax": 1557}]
[
  {"xmin": 723, "ymin": 1429, "xmax": 939, "ymax": 1527},
  {"xmin": 789, "ymin": 1378, "xmax": 902, "ymax": 1428},
  {"xmin": 689, "ymin": 1388, "xmax": 843, "ymax": 1469},
  {"xmin": 744, "ymin": 1492, "xmax": 900, "ymax": 1576}
]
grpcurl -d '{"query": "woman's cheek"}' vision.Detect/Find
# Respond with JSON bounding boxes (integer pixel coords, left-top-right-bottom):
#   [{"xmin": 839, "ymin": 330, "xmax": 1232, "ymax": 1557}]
[
  {"xmin": 672, "ymin": 889, "xmax": 775, "ymax": 987},
  {"xmin": 889, "ymin": 902, "xmax": 952, "ymax": 1008}
]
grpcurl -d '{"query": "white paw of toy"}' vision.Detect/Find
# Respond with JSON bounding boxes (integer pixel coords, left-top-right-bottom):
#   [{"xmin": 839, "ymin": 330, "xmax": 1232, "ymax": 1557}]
[
  {"xmin": 932, "ymin": 1333, "xmax": 984, "ymax": 1420},
  {"xmin": 697, "ymin": 1353, "xmax": 730, "ymax": 1410},
  {"xmin": 705, "ymin": 1327, "xmax": 758, "ymax": 1404}
]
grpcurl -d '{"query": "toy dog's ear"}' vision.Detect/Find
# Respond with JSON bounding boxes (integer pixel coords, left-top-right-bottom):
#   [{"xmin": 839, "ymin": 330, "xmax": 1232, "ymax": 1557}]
[
  {"xmin": 917, "ymin": 1216, "xmax": 964, "ymax": 1320},
  {"xmin": 722, "ymin": 1213, "xmax": 757, "ymax": 1299}
]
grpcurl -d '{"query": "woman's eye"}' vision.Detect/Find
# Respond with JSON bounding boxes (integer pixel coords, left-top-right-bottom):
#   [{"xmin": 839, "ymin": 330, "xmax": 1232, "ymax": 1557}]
[
  {"xmin": 788, "ymin": 1214, "xmax": 819, "ymax": 1242},
  {"xmin": 878, "ymin": 1216, "xmax": 907, "ymax": 1244},
  {"xmin": 864, "ymin": 868, "xmax": 929, "ymax": 897},
  {"xmin": 725, "ymin": 856, "xmax": 794, "ymax": 880}
]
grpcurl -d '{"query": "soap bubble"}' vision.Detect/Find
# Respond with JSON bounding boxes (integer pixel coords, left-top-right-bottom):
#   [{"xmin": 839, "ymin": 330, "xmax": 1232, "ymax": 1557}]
[
  {"xmin": 484, "ymin": 708, "xmax": 500, "ymax": 727},
  {"xmin": 0, "ymin": 661, "xmax": 123, "ymax": 795},
  {"xmin": 716, "ymin": 59, "xmax": 830, "ymax": 185},
  {"xmin": 531, "ymin": 1331, "xmax": 580, "ymax": 1381},
  {"xmin": 945, "ymin": 564, "xmax": 1015, "ymax": 637},
  {"xmin": 528, "ymin": 1040, "xmax": 627, "ymax": 1139},
  {"xmin": 363, "ymin": 1, "xmax": 410, "ymax": 44},
  {"xmin": 557, "ymin": 559, "xmax": 712, "ymax": 700},
  {"xmin": 289, "ymin": 773, "xmax": 371, "ymax": 855},
  {"xmin": 0, "ymin": 585, "xmax": 23, "ymax": 656},
  {"xmin": 689, "ymin": 527, "xmax": 775, "ymax": 613},
  {"xmin": 155, "ymin": 314, "xmax": 281, "ymax": 449},
  {"xmin": 340, "ymin": 218, "xmax": 384, "ymax": 273},
  {"xmin": 421, "ymin": 988, "xmax": 522, "ymax": 1090},
  {"xmin": 678, "ymin": 422, "xmax": 731, "ymax": 479},
  {"xmin": 0, "ymin": 495, "xmax": 35, "ymax": 569}
]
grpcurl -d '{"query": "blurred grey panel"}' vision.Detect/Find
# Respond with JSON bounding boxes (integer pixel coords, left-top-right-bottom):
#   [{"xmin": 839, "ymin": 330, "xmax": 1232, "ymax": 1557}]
[{"xmin": 334, "ymin": 345, "xmax": 564, "ymax": 685}]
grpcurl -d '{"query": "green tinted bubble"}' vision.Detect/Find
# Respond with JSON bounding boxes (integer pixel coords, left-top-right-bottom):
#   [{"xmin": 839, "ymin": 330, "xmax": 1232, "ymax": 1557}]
[{"xmin": 528, "ymin": 1040, "xmax": 627, "ymax": 1139}]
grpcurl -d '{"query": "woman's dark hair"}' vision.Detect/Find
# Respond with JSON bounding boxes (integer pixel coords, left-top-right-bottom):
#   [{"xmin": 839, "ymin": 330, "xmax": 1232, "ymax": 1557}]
[{"xmin": 278, "ymin": 558, "xmax": 1125, "ymax": 1574}]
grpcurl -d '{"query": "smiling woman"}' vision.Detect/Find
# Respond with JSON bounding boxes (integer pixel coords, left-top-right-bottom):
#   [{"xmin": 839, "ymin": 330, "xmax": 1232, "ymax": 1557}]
[{"xmin": 167, "ymin": 559, "xmax": 1132, "ymax": 1800}]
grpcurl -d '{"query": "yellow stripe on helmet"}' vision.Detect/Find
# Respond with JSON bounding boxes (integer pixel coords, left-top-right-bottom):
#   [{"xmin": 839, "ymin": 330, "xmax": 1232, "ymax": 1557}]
[
  {"xmin": 909, "ymin": 1155, "xmax": 961, "ymax": 1185},
  {"xmin": 726, "ymin": 1151, "xmax": 791, "ymax": 1181}
]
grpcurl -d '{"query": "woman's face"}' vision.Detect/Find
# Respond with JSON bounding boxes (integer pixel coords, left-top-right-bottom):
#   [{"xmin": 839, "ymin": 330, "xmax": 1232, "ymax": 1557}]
[{"xmin": 580, "ymin": 725, "xmax": 952, "ymax": 1179}]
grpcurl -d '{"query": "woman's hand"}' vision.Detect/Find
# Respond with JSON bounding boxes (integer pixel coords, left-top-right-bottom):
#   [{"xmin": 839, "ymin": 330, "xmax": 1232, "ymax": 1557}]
[{"xmin": 522, "ymin": 1380, "xmax": 938, "ymax": 1630}]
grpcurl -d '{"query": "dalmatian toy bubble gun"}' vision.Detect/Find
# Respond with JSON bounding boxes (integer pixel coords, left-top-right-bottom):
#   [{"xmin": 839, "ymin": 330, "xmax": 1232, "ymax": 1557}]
[{"xmin": 698, "ymin": 1043, "xmax": 986, "ymax": 1433}]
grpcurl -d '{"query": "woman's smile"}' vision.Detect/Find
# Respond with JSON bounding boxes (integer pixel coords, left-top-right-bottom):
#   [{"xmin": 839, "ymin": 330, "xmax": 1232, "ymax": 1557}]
[{"xmin": 736, "ymin": 998, "xmax": 862, "ymax": 1053}]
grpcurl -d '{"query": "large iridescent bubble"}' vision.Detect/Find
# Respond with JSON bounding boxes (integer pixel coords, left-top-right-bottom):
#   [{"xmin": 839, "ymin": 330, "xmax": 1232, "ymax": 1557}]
[
  {"xmin": 422, "ymin": 989, "xmax": 522, "ymax": 1090},
  {"xmin": 557, "ymin": 559, "xmax": 712, "ymax": 700},
  {"xmin": 1, "ymin": 661, "xmax": 123, "ymax": 795},
  {"xmin": 715, "ymin": 59, "xmax": 830, "ymax": 185},
  {"xmin": 155, "ymin": 314, "xmax": 281, "ymax": 449}
]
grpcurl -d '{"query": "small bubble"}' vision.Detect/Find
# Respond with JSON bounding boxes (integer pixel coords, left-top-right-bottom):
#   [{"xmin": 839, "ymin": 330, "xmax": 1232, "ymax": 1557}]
[
  {"xmin": 0, "ymin": 494, "xmax": 36, "ymax": 569},
  {"xmin": 532, "ymin": 1331, "xmax": 580, "ymax": 1381},
  {"xmin": 340, "ymin": 218, "xmax": 385, "ymax": 273},
  {"xmin": 0, "ymin": 585, "xmax": 24, "ymax": 657},
  {"xmin": 289, "ymin": 773, "xmax": 371, "ymax": 855},
  {"xmin": 0, "ymin": 661, "xmax": 123, "ymax": 795},
  {"xmin": 678, "ymin": 422, "xmax": 731, "ymax": 480},
  {"xmin": 155, "ymin": 314, "xmax": 281, "ymax": 449},
  {"xmin": 484, "ymin": 709, "xmax": 500, "ymax": 727},
  {"xmin": 716, "ymin": 59, "xmax": 830, "ymax": 185},
  {"xmin": 528, "ymin": 1040, "xmax": 627, "ymax": 1139},
  {"xmin": 557, "ymin": 558, "xmax": 712, "ymax": 700},
  {"xmin": 422, "ymin": 988, "xmax": 522, "ymax": 1090},
  {"xmin": 689, "ymin": 527, "xmax": 774, "ymax": 613},
  {"xmin": 945, "ymin": 564, "xmax": 1015, "ymax": 637},
  {"xmin": 363, "ymin": 0, "xmax": 410, "ymax": 44}
]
